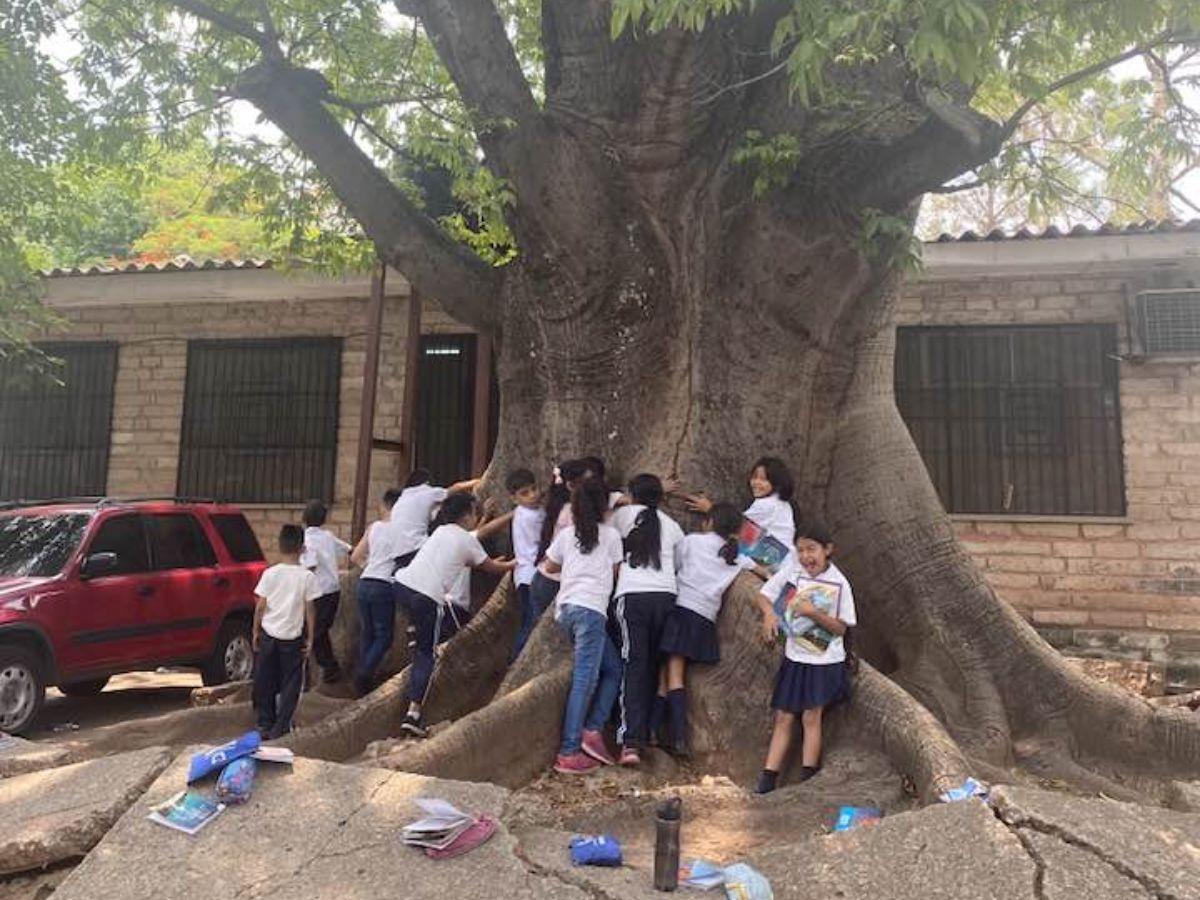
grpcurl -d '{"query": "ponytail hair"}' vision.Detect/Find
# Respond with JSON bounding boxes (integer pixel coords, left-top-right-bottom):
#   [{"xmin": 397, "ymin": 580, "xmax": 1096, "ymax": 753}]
[
  {"xmin": 430, "ymin": 493, "xmax": 477, "ymax": 533},
  {"xmin": 536, "ymin": 458, "xmax": 588, "ymax": 562},
  {"xmin": 571, "ymin": 477, "xmax": 609, "ymax": 553},
  {"xmin": 709, "ymin": 502, "xmax": 743, "ymax": 566},
  {"xmin": 624, "ymin": 473, "xmax": 664, "ymax": 570}
]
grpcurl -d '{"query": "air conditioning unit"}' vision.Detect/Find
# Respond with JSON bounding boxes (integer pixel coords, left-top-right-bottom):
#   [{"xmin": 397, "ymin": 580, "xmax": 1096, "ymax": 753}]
[{"xmin": 1132, "ymin": 289, "xmax": 1200, "ymax": 357}]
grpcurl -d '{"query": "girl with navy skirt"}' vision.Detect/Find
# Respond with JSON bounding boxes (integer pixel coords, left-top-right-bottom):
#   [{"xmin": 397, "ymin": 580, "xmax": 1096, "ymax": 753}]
[
  {"xmin": 753, "ymin": 520, "xmax": 856, "ymax": 794},
  {"xmin": 656, "ymin": 503, "xmax": 753, "ymax": 756}
]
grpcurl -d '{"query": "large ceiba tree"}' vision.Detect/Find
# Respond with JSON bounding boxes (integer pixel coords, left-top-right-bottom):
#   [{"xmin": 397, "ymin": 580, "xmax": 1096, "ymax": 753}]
[{"xmin": 25, "ymin": 0, "xmax": 1200, "ymax": 794}]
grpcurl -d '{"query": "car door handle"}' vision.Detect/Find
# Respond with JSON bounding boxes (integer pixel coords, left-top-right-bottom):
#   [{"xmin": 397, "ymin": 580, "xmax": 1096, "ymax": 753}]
[
  {"xmin": 136, "ymin": 584, "xmax": 155, "ymax": 598},
  {"xmin": 214, "ymin": 576, "xmax": 230, "ymax": 588}
]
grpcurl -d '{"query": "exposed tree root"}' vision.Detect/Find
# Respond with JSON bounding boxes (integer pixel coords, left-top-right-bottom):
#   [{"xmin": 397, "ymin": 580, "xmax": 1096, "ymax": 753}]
[{"xmin": 283, "ymin": 576, "xmax": 519, "ymax": 761}]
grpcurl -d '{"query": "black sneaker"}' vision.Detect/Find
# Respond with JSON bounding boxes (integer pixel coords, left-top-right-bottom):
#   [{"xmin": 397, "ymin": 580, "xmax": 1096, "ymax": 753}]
[
  {"xmin": 668, "ymin": 739, "xmax": 691, "ymax": 761},
  {"xmin": 400, "ymin": 714, "xmax": 428, "ymax": 738},
  {"xmin": 795, "ymin": 765, "xmax": 820, "ymax": 783},
  {"xmin": 754, "ymin": 770, "xmax": 779, "ymax": 795}
]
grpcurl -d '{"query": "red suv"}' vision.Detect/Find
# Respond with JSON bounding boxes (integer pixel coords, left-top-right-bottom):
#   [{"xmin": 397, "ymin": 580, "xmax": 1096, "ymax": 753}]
[{"xmin": 0, "ymin": 499, "xmax": 267, "ymax": 734}]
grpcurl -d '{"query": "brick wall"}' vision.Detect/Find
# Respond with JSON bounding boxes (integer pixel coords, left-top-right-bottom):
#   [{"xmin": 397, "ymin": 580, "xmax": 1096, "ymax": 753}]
[
  {"xmin": 42, "ymin": 270, "xmax": 466, "ymax": 559},
  {"xmin": 900, "ymin": 265, "xmax": 1200, "ymax": 682}
]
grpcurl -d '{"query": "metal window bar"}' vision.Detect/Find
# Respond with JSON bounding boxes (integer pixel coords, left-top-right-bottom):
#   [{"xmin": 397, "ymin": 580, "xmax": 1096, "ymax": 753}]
[
  {"xmin": 895, "ymin": 324, "xmax": 1125, "ymax": 517},
  {"xmin": 0, "ymin": 343, "xmax": 118, "ymax": 501},
  {"xmin": 177, "ymin": 338, "xmax": 342, "ymax": 503}
]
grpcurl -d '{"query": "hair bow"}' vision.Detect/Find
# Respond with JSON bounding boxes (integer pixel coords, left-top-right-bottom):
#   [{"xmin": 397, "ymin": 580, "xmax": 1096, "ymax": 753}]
[{"xmin": 552, "ymin": 465, "xmax": 563, "ymax": 486}]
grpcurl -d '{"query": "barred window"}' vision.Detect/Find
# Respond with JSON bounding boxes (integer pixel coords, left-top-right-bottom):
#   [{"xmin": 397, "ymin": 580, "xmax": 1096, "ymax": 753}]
[
  {"xmin": 0, "ymin": 342, "xmax": 117, "ymax": 501},
  {"xmin": 895, "ymin": 325, "xmax": 1125, "ymax": 517},
  {"xmin": 178, "ymin": 339, "xmax": 341, "ymax": 503}
]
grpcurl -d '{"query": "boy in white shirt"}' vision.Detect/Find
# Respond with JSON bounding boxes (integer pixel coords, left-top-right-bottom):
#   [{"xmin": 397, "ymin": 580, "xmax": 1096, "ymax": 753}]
[
  {"xmin": 506, "ymin": 468, "xmax": 546, "ymax": 660},
  {"xmin": 300, "ymin": 500, "xmax": 351, "ymax": 684},
  {"xmin": 253, "ymin": 525, "xmax": 322, "ymax": 739}
]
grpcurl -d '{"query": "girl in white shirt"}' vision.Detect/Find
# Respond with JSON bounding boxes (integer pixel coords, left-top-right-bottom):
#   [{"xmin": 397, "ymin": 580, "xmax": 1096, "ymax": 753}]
[
  {"xmin": 753, "ymin": 520, "xmax": 856, "ymax": 795},
  {"xmin": 390, "ymin": 468, "xmax": 482, "ymax": 570},
  {"xmin": 349, "ymin": 488, "xmax": 403, "ymax": 697},
  {"xmin": 527, "ymin": 458, "xmax": 591, "ymax": 627},
  {"xmin": 394, "ymin": 493, "xmax": 515, "ymax": 738},
  {"xmin": 541, "ymin": 477, "xmax": 625, "ymax": 776},
  {"xmin": 656, "ymin": 503, "xmax": 753, "ymax": 756},
  {"xmin": 610, "ymin": 474, "xmax": 685, "ymax": 767},
  {"xmin": 686, "ymin": 456, "xmax": 797, "ymax": 567}
]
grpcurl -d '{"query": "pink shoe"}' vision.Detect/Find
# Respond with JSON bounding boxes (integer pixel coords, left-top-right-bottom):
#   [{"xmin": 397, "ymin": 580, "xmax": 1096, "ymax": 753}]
[
  {"xmin": 581, "ymin": 730, "xmax": 617, "ymax": 766},
  {"xmin": 619, "ymin": 746, "xmax": 641, "ymax": 767},
  {"xmin": 554, "ymin": 751, "xmax": 601, "ymax": 775}
]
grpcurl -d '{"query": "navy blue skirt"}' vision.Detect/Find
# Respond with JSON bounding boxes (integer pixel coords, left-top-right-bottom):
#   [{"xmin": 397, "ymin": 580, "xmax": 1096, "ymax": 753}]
[
  {"xmin": 771, "ymin": 659, "xmax": 849, "ymax": 712},
  {"xmin": 659, "ymin": 607, "xmax": 720, "ymax": 664}
]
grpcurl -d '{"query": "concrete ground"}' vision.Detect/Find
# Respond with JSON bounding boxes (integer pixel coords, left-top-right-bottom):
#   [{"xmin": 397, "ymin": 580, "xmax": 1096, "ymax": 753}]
[{"xmin": 31, "ymin": 672, "xmax": 202, "ymax": 742}]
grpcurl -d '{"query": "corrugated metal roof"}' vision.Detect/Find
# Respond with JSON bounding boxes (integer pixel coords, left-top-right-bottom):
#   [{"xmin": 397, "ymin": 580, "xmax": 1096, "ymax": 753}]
[
  {"xmin": 42, "ymin": 257, "xmax": 274, "ymax": 278},
  {"xmin": 932, "ymin": 218, "xmax": 1200, "ymax": 243},
  {"xmin": 39, "ymin": 220, "xmax": 1200, "ymax": 277}
]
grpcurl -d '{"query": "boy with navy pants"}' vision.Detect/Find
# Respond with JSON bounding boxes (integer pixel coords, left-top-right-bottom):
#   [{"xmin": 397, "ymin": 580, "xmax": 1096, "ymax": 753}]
[
  {"xmin": 253, "ymin": 525, "xmax": 321, "ymax": 739},
  {"xmin": 300, "ymin": 500, "xmax": 351, "ymax": 684}
]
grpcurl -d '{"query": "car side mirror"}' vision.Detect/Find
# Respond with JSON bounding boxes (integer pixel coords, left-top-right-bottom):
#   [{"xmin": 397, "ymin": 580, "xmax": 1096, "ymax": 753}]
[{"xmin": 80, "ymin": 552, "xmax": 118, "ymax": 579}]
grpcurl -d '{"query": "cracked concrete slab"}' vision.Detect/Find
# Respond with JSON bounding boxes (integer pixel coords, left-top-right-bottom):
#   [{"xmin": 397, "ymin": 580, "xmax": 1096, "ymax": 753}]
[
  {"xmin": 1021, "ymin": 831, "xmax": 1148, "ymax": 900},
  {"xmin": 750, "ymin": 798, "xmax": 1038, "ymax": 900},
  {"xmin": 0, "ymin": 737, "xmax": 74, "ymax": 779},
  {"xmin": 0, "ymin": 746, "xmax": 174, "ymax": 876},
  {"xmin": 50, "ymin": 752, "xmax": 590, "ymax": 900},
  {"xmin": 991, "ymin": 784, "xmax": 1200, "ymax": 900}
]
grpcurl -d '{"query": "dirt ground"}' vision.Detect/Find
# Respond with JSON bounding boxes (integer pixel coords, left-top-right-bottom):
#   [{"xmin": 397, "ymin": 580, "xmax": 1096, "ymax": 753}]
[{"xmin": 29, "ymin": 671, "xmax": 203, "ymax": 743}]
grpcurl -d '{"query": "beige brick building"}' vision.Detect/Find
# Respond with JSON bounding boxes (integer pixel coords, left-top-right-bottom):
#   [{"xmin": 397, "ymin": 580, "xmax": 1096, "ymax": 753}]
[
  {"xmin": 5, "ymin": 220, "xmax": 1200, "ymax": 683},
  {"xmin": 899, "ymin": 222, "xmax": 1200, "ymax": 683}
]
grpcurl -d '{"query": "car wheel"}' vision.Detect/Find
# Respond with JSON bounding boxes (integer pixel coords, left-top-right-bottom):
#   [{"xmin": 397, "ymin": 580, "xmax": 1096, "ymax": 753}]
[
  {"xmin": 59, "ymin": 677, "xmax": 109, "ymax": 697},
  {"xmin": 201, "ymin": 620, "xmax": 253, "ymax": 686},
  {"xmin": 0, "ymin": 645, "xmax": 46, "ymax": 735}
]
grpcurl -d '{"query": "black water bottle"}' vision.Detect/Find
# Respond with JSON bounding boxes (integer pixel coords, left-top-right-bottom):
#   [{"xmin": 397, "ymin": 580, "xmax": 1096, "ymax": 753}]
[{"xmin": 654, "ymin": 796, "xmax": 682, "ymax": 891}]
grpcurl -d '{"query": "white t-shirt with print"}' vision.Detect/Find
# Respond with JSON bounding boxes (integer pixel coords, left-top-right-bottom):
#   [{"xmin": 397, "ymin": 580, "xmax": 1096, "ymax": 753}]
[
  {"xmin": 611, "ymin": 504, "xmax": 685, "ymax": 597},
  {"xmin": 512, "ymin": 505, "xmax": 545, "ymax": 588},
  {"xmin": 546, "ymin": 524, "xmax": 623, "ymax": 617},
  {"xmin": 300, "ymin": 527, "xmax": 351, "ymax": 596},
  {"xmin": 760, "ymin": 560, "xmax": 856, "ymax": 665},
  {"xmin": 397, "ymin": 523, "xmax": 487, "ymax": 604},
  {"xmin": 391, "ymin": 484, "xmax": 449, "ymax": 555},
  {"xmin": 744, "ymin": 494, "xmax": 795, "ymax": 552},
  {"xmin": 675, "ymin": 532, "xmax": 755, "ymax": 622},
  {"xmin": 361, "ymin": 519, "xmax": 404, "ymax": 582},
  {"xmin": 256, "ymin": 563, "xmax": 322, "ymax": 641}
]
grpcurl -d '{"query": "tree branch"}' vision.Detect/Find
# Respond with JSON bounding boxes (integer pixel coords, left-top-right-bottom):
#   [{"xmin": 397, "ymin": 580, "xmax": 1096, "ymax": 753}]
[
  {"xmin": 397, "ymin": 0, "xmax": 538, "ymax": 145},
  {"xmin": 999, "ymin": 31, "xmax": 1182, "ymax": 142},
  {"xmin": 234, "ymin": 61, "xmax": 502, "ymax": 333},
  {"xmin": 167, "ymin": 0, "xmax": 284, "ymax": 61}
]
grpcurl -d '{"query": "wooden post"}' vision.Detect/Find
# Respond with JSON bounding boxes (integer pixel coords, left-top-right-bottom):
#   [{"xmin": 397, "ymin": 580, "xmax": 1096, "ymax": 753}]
[
  {"xmin": 351, "ymin": 263, "xmax": 386, "ymax": 541},
  {"xmin": 471, "ymin": 335, "xmax": 493, "ymax": 475},
  {"xmin": 396, "ymin": 288, "xmax": 423, "ymax": 480}
]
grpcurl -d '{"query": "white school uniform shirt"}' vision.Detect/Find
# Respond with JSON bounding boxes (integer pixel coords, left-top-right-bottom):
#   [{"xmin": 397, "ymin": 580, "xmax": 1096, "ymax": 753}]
[
  {"xmin": 512, "ymin": 505, "xmax": 546, "ymax": 588},
  {"xmin": 675, "ymin": 532, "xmax": 755, "ymax": 622},
  {"xmin": 300, "ymin": 527, "xmax": 351, "ymax": 596},
  {"xmin": 361, "ymin": 519, "xmax": 404, "ymax": 582},
  {"xmin": 397, "ymin": 523, "xmax": 487, "ymax": 604},
  {"xmin": 546, "ymin": 524, "xmax": 624, "ymax": 617},
  {"xmin": 538, "ymin": 493, "xmax": 622, "ymax": 583},
  {"xmin": 256, "ymin": 563, "xmax": 322, "ymax": 641},
  {"xmin": 391, "ymin": 484, "xmax": 449, "ymax": 556},
  {"xmin": 611, "ymin": 504, "xmax": 685, "ymax": 597},
  {"xmin": 744, "ymin": 494, "xmax": 795, "ymax": 551},
  {"xmin": 760, "ymin": 560, "xmax": 856, "ymax": 665}
]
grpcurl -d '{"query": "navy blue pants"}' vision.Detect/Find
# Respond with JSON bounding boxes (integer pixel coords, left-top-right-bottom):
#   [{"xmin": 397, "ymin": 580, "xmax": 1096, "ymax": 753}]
[
  {"xmin": 356, "ymin": 578, "xmax": 396, "ymax": 685},
  {"xmin": 254, "ymin": 634, "xmax": 305, "ymax": 739}
]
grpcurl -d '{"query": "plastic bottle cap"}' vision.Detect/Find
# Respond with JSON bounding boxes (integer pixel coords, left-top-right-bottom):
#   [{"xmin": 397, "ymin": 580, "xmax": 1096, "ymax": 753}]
[{"xmin": 657, "ymin": 796, "xmax": 682, "ymax": 820}]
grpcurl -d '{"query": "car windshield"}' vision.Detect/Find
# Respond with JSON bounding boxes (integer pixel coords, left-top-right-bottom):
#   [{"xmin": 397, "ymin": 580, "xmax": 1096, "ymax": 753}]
[{"xmin": 0, "ymin": 513, "xmax": 91, "ymax": 578}]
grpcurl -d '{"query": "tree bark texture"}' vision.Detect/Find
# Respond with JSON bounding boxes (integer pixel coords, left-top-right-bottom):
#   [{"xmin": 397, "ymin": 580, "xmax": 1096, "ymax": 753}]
[{"xmin": 228, "ymin": 7, "xmax": 1200, "ymax": 792}]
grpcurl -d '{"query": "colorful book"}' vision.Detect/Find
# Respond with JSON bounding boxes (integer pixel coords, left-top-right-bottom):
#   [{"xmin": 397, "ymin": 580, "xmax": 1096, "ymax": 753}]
[
  {"xmin": 773, "ymin": 576, "xmax": 842, "ymax": 654},
  {"xmin": 187, "ymin": 730, "xmax": 261, "ymax": 783},
  {"xmin": 147, "ymin": 790, "xmax": 225, "ymax": 835},
  {"xmin": 737, "ymin": 519, "xmax": 790, "ymax": 572}
]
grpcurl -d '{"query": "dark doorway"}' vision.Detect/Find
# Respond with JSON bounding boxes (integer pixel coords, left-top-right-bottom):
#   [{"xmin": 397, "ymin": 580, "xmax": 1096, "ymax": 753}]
[{"xmin": 415, "ymin": 334, "xmax": 477, "ymax": 485}]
